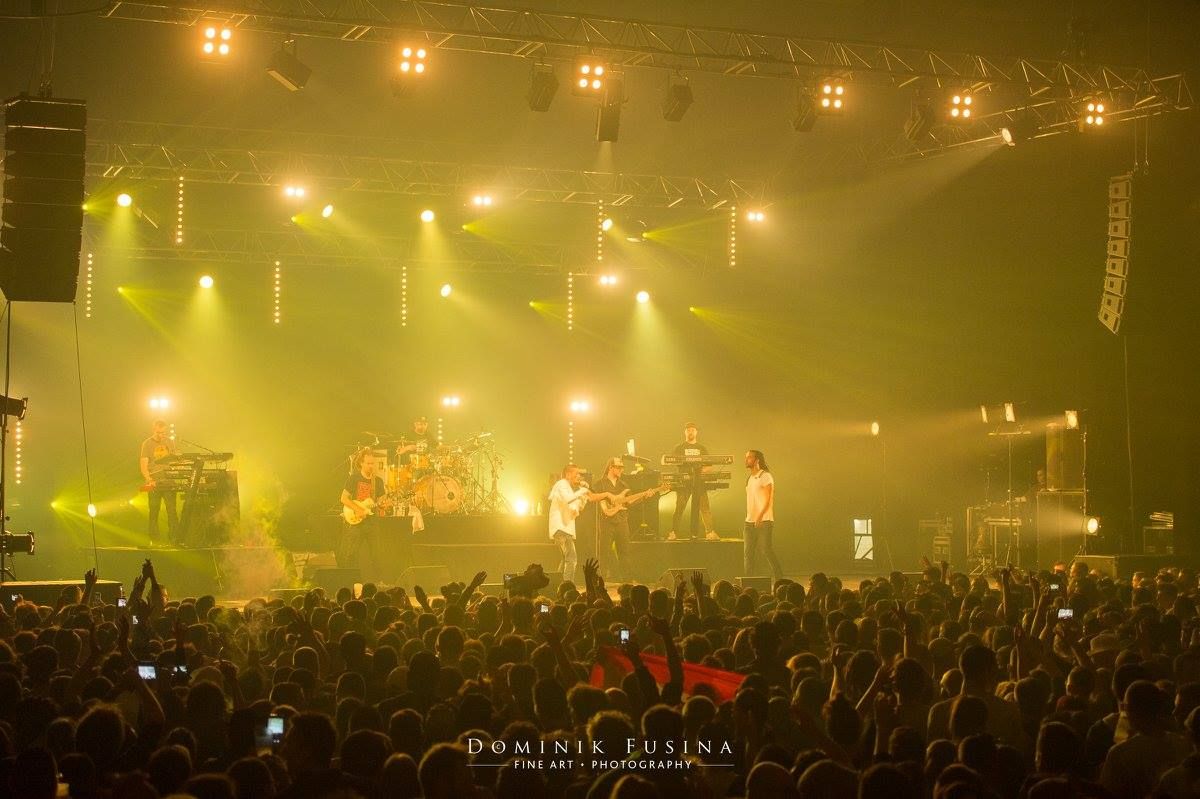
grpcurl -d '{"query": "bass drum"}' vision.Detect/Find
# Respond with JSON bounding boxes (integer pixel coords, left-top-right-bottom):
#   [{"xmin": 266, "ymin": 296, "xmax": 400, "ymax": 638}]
[{"xmin": 413, "ymin": 475, "xmax": 463, "ymax": 514}]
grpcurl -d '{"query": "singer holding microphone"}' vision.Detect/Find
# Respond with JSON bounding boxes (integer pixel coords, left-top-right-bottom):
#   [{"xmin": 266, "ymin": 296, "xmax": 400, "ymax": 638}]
[{"xmin": 547, "ymin": 464, "xmax": 614, "ymax": 584}]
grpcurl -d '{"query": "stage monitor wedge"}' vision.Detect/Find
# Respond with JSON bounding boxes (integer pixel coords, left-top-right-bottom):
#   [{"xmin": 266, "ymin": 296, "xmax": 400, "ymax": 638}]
[{"xmin": 1, "ymin": 95, "xmax": 86, "ymax": 303}]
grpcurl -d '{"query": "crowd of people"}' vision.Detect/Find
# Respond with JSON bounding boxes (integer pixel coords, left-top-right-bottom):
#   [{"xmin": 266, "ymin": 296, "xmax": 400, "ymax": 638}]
[{"xmin": 1, "ymin": 555, "xmax": 1199, "ymax": 799}]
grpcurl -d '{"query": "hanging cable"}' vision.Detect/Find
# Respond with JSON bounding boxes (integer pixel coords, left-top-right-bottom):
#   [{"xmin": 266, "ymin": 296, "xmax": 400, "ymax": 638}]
[{"xmin": 72, "ymin": 303, "xmax": 99, "ymax": 575}]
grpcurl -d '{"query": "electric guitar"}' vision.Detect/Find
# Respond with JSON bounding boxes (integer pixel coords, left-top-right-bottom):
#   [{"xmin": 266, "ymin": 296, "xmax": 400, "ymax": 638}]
[
  {"xmin": 599, "ymin": 484, "xmax": 669, "ymax": 518},
  {"xmin": 342, "ymin": 495, "xmax": 397, "ymax": 525}
]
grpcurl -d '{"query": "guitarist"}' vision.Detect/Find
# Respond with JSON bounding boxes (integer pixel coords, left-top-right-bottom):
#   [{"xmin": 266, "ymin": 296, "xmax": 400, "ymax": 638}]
[
  {"xmin": 593, "ymin": 457, "xmax": 633, "ymax": 580},
  {"xmin": 338, "ymin": 449, "xmax": 392, "ymax": 573}
]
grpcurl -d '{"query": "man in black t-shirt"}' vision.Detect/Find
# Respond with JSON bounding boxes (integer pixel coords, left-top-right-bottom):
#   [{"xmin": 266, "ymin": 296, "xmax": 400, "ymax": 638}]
[
  {"xmin": 593, "ymin": 457, "xmax": 632, "ymax": 579},
  {"xmin": 669, "ymin": 422, "xmax": 716, "ymax": 540},
  {"xmin": 338, "ymin": 450, "xmax": 390, "ymax": 572},
  {"xmin": 396, "ymin": 415, "xmax": 437, "ymax": 464}
]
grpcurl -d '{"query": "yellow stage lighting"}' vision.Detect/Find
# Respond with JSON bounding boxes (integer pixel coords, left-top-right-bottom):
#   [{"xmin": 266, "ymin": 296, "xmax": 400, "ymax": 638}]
[
  {"xmin": 321, "ymin": 204, "xmax": 334, "ymax": 218},
  {"xmin": 635, "ymin": 290, "xmax": 650, "ymax": 304},
  {"xmin": 569, "ymin": 399, "xmax": 592, "ymax": 414},
  {"xmin": 421, "ymin": 209, "xmax": 435, "ymax": 222},
  {"xmin": 440, "ymin": 283, "xmax": 452, "ymax": 298},
  {"xmin": 870, "ymin": 422, "xmax": 880, "ymax": 436},
  {"xmin": 512, "ymin": 498, "xmax": 531, "ymax": 516},
  {"xmin": 1085, "ymin": 516, "xmax": 1101, "ymax": 534},
  {"xmin": 1065, "ymin": 410, "xmax": 1079, "ymax": 430},
  {"xmin": 600, "ymin": 217, "xmax": 614, "ymax": 232},
  {"xmin": 117, "ymin": 193, "xmax": 133, "ymax": 208},
  {"xmin": 199, "ymin": 275, "xmax": 214, "ymax": 288},
  {"xmin": 86, "ymin": 503, "xmax": 97, "ymax": 518}
]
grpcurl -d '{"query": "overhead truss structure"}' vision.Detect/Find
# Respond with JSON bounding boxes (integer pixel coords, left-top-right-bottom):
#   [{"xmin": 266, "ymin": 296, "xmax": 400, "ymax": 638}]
[
  {"xmin": 85, "ymin": 226, "xmax": 716, "ymax": 273},
  {"xmin": 84, "ymin": 119, "xmax": 766, "ymax": 208},
  {"xmin": 98, "ymin": 0, "xmax": 1192, "ymax": 160},
  {"xmin": 104, "ymin": 0, "xmax": 1181, "ymax": 98}
]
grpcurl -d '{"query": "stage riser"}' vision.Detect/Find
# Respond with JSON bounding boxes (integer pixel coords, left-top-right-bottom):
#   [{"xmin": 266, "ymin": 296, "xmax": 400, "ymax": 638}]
[
  {"xmin": 1, "ymin": 580, "xmax": 122, "ymax": 608},
  {"xmin": 90, "ymin": 547, "xmax": 282, "ymax": 599},
  {"xmin": 409, "ymin": 540, "xmax": 744, "ymax": 585},
  {"xmin": 1074, "ymin": 554, "xmax": 1193, "ymax": 580}
]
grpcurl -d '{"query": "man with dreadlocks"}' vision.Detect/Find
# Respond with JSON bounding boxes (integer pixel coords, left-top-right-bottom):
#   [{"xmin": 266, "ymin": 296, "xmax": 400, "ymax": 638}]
[{"xmin": 744, "ymin": 449, "xmax": 783, "ymax": 580}]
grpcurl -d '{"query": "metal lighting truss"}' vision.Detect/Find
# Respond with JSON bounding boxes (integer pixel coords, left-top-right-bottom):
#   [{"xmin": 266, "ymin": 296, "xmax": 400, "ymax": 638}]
[
  {"xmin": 84, "ymin": 226, "xmax": 716, "ymax": 272},
  {"xmin": 84, "ymin": 119, "xmax": 767, "ymax": 208},
  {"xmin": 103, "ymin": 0, "xmax": 1186, "ymax": 98}
]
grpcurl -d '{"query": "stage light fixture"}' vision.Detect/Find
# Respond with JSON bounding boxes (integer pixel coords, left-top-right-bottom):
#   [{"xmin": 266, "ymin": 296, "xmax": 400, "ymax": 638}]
[
  {"xmin": 512, "ymin": 498, "xmax": 531, "ymax": 516},
  {"xmin": 1083, "ymin": 101, "xmax": 1105, "ymax": 127},
  {"xmin": 527, "ymin": 63, "xmax": 559, "ymax": 112},
  {"xmin": 636, "ymin": 290, "xmax": 650, "ymax": 304},
  {"xmin": 598, "ymin": 274, "xmax": 618, "ymax": 286},
  {"xmin": 904, "ymin": 102, "xmax": 935, "ymax": 142},
  {"xmin": 600, "ymin": 217, "xmax": 613, "ymax": 232},
  {"xmin": 117, "ymin": 193, "xmax": 133, "ymax": 208},
  {"xmin": 392, "ymin": 45, "xmax": 428, "ymax": 97},
  {"xmin": 471, "ymin": 194, "xmax": 494, "ymax": 207},
  {"xmin": 1065, "ymin": 410, "xmax": 1080, "ymax": 430},
  {"xmin": 572, "ymin": 58, "xmax": 607, "ymax": 96},
  {"xmin": 87, "ymin": 503, "xmax": 97, "ymax": 518},
  {"xmin": 321, "ymin": 204, "xmax": 334, "ymax": 218},
  {"xmin": 267, "ymin": 40, "xmax": 311, "ymax": 91},
  {"xmin": 399, "ymin": 45, "xmax": 428, "ymax": 74},
  {"xmin": 745, "ymin": 211, "xmax": 765, "ymax": 223},
  {"xmin": 819, "ymin": 81, "xmax": 845, "ymax": 112},
  {"xmin": 870, "ymin": 422, "xmax": 880, "ymax": 437},
  {"xmin": 201, "ymin": 25, "xmax": 233, "ymax": 58},
  {"xmin": 199, "ymin": 275, "xmax": 214, "ymax": 288},
  {"xmin": 662, "ymin": 75, "xmax": 693, "ymax": 121},
  {"xmin": 440, "ymin": 283, "xmax": 452, "ymax": 297},
  {"xmin": 979, "ymin": 404, "xmax": 989, "ymax": 424},
  {"xmin": 148, "ymin": 396, "xmax": 171, "ymax": 410},
  {"xmin": 1085, "ymin": 516, "xmax": 1101, "ymax": 535},
  {"xmin": 949, "ymin": 93, "xmax": 973, "ymax": 119},
  {"xmin": 440, "ymin": 395, "xmax": 461, "ymax": 408},
  {"xmin": 1000, "ymin": 115, "xmax": 1038, "ymax": 147},
  {"xmin": 792, "ymin": 92, "xmax": 819, "ymax": 133},
  {"xmin": 569, "ymin": 399, "xmax": 591, "ymax": 414},
  {"xmin": 283, "ymin": 185, "xmax": 307, "ymax": 199},
  {"xmin": 1004, "ymin": 402, "xmax": 1016, "ymax": 423},
  {"xmin": 421, "ymin": 209, "xmax": 435, "ymax": 222}
]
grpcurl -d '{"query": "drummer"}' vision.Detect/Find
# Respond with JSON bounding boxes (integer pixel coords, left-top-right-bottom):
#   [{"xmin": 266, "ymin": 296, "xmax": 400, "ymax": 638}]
[{"xmin": 396, "ymin": 415, "xmax": 438, "ymax": 465}]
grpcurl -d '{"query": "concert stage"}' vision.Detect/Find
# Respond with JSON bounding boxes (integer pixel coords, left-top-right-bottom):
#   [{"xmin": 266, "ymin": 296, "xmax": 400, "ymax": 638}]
[{"xmin": 306, "ymin": 512, "xmax": 748, "ymax": 590}]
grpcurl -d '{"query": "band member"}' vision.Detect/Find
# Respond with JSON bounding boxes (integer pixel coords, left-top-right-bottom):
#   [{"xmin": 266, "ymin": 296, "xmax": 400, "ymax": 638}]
[
  {"xmin": 548, "ymin": 464, "xmax": 611, "ymax": 584},
  {"xmin": 396, "ymin": 415, "xmax": 437, "ymax": 460},
  {"xmin": 338, "ymin": 449, "xmax": 393, "ymax": 575},
  {"xmin": 139, "ymin": 420, "xmax": 178, "ymax": 546},
  {"xmin": 668, "ymin": 422, "xmax": 716, "ymax": 541},
  {"xmin": 593, "ymin": 457, "xmax": 632, "ymax": 580},
  {"xmin": 744, "ymin": 449, "xmax": 783, "ymax": 580}
]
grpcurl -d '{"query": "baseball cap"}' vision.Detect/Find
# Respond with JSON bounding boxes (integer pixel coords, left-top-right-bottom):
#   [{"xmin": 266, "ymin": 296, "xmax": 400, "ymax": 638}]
[{"xmin": 605, "ymin": 457, "xmax": 624, "ymax": 469}]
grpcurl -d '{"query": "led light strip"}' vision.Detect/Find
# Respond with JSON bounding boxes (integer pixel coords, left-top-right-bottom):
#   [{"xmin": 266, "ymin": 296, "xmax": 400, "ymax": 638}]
[
  {"xmin": 273, "ymin": 261, "xmax": 282, "ymax": 324},
  {"xmin": 401, "ymin": 265, "xmax": 408, "ymax": 328},
  {"xmin": 567, "ymin": 272, "xmax": 574, "ymax": 332},
  {"xmin": 175, "ymin": 177, "xmax": 185, "ymax": 245},
  {"xmin": 728, "ymin": 206, "xmax": 737, "ymax": 268},
  {"xmin": 14, "ymin": 419, "xmax": 22, "ymax": 485},
  {"xmin": 85, "ymin": 252, "xmax": 94, "ymax": 318}
]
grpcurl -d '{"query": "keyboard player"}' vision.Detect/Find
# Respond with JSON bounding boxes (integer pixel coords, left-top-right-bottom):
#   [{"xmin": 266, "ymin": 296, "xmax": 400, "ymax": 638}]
[
  {"xmin": 668, "ymin": 422, "xmax": 718, "ymax": 541},
  {"xmin": 139, "ymin": 419, "xmax": 179, "ymax": 546}
]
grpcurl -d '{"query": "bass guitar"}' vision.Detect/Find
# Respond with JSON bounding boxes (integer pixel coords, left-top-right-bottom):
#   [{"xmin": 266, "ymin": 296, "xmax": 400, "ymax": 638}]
[{"xmin": 599, "ymin": 484, "xmax": 669, "ymax": 518}]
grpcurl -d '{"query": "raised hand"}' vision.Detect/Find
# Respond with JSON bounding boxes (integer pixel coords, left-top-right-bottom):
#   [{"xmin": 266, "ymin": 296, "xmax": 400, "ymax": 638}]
[
  {"xmin": 649, "ymin": 614, "xmax": 672, "ymax": 640},
  {"xmin": 690, "ymin": 570, "xmax": 707, "ymax": 597},
  {"xmin": 117, "ymin": 614, "xmax": 131, "ymax": 654},
  {"xmin": 874, "ymin": 691, "xmax": 899, "ymax": 730},
  {"xmin": 84, "ymin": 568, "xmax": 97, "ymax": 587},
  {"xmin": 469, "ymin": 571, "xmax": 487, "ymax": 589}
]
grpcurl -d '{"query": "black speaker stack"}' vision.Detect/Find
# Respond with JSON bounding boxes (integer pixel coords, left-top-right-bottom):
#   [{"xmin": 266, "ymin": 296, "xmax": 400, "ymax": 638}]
[{"xmin": 1, "ymin": 95, "xmax": 86, "ymax": 303}]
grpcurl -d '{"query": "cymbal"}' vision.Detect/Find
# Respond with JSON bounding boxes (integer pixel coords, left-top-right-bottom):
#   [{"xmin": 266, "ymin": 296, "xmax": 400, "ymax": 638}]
[{"xmin": 361, "ymin": 431, "xmax": 393, "ymax": 438}]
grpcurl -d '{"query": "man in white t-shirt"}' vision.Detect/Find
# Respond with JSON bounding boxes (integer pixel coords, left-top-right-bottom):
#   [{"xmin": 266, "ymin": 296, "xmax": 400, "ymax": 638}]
[
  {"xmin": 744, "ymin": 449, "xmax": 783, "ymax": 580},
  {"xmin": 548, "ymin": 464, "xmax": 613, "ymax": 584}
]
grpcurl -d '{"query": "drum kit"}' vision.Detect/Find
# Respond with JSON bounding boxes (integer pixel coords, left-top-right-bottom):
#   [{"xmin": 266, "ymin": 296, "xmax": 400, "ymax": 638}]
[{"xmin": 355, "ymin": 430, "xmax": 508, "ymax": 518}]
